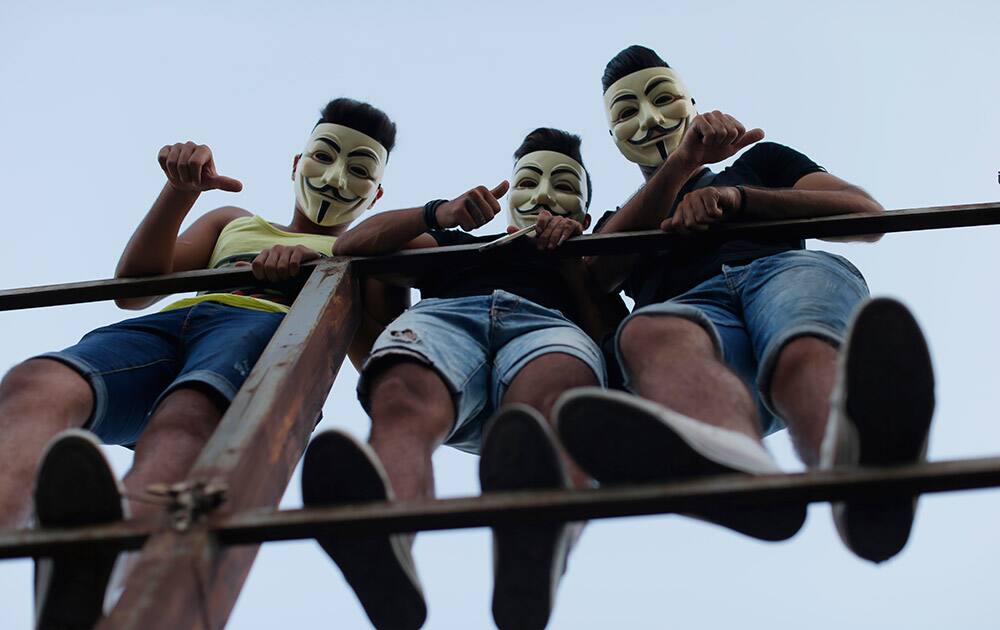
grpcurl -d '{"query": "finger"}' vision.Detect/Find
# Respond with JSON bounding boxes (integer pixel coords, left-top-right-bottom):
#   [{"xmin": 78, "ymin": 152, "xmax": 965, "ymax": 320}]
[
  {"xmin": 534, "ymin": 210, "xmax": 552, "ymax": 234},
  {"xmin": 703, "ymin": 111, "xmax": 726, "ymax": 145},
  {"xmin": 287, "ymin": 248, "xmax": 303, "ymax": 278},
  {"xmin": 271, "ymin": 247, "xmax": 292, "ymax": 281},
  {"xmin": 726, "ymin": 115, "xmax": 746, "ymax": 144},
  {"xmin": 164, "ymin": 145, "xmax": 182, "ymax": 183},
  {"xmin": 251, "ymin": 250, "xmax": 269, "ymax": 281},
  {"xmin": 456, "ymin": 208, "xmax": 476, "ymax": 231},
  {"xmin": 554, "ymin": 221, "xmax": 575, "ymax": 248},
  {"xmin": 176, "ymin": 142, "xmax": 197, "ymax": 184},
  {"xmin": 263, "ymin": 248, "xmax": 281, "ymax": 283},
  {"xmin": 189, "ymin": 146, "xmax": 211, "ymax": 188},
  {"xmin": 490, "ymin": 180, "xmax": 510, "ymax": 200},
  {"xmin": 506, "ymin": 224, "xmax": 519, "ymax": 235},
  {"xmin": 233, "ymin": 260, "xmax": 251, "ymax": 268},
  {"xmin": 476, "ymin": 185, "xmax": 501, "ymax": 215},
  {"xmin": 157, "ymin": 146, "xmax": 171, "ymax": 173},
  {"xmin": 539, "ymin": 217, "xmax": 561, "ymax": 249},
  {"xmin": 722, "ymin": 116, "xmax": 740, "ymax": 145},
  {"xmin": 733, "ymin": 128, "xmax": 765, "ymax": 151}
]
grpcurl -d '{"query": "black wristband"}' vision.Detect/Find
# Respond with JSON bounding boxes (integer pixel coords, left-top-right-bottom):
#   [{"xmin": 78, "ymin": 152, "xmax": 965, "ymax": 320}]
[
  {"xmin": 735, "ymin": 186, "xmax": 748, "ymax": 216},
  {"xmin": 423, "ymin": 199, "xmax": 447, "ymax": 231}
]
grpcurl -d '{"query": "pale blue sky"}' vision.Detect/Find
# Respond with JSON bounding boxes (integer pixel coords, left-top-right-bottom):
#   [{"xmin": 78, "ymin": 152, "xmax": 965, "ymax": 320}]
[{"xmin": 1, "ymin": 1, "xmax": 999, "ymax": 628}]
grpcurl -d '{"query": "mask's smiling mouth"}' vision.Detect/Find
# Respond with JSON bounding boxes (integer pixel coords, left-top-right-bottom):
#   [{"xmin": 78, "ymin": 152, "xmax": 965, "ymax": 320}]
[
  {"xmin": 516, "ymin": 203, "xmax": 571, "ymax": 216},
  {"xmin": 628, "ymin": 119, "xmax": 684, "ymax": 146},
  {"xmin": 305, "ymin": 178, "xmax": 360, "ymax": 204}
]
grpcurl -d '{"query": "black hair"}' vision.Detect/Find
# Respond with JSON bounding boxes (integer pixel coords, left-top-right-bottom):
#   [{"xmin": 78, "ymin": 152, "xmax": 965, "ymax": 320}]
[
  {"xmin": 316, "ymin": 98, "xmax": 397, "ymax": 155},
  {"xmin": 602, "ymin": 45, "xmax": 670, "ymax": 92},
  {"xmin": 512, "ymin": 127, "xmax": 592, "ymax": 210}
]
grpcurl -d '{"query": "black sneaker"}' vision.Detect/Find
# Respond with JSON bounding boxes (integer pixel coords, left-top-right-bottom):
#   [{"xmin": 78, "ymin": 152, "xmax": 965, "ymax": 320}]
[
  {"xmin": 480, "ymin": 405, "xmax": 574, "ymax": 630},
  {"xmin": 555, "ymin": 388, "xmax": 806, "ymax": 542},
  {"xmin": 33, "ymin": 429, "xmax": 125, "ymax": 630},
  {"xmin": 820, "ymin": 297, "xmax": 935, "ymax": 563},
  {"xmin": 301, "ymin": 429, "xmax": 426, "ymax": 630}
]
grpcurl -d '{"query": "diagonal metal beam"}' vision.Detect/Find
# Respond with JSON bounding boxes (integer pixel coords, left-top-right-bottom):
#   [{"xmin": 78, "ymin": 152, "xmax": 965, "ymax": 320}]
[
  {"xmin": 96, "ymin": 258, "xmax": 360, "ymax": 630},
  {"xmin": 5, "ymin": 455, "xmax": 1000, "ymax": 560}
]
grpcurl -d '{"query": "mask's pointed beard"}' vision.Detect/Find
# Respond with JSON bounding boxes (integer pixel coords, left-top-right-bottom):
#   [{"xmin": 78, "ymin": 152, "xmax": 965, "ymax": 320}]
[
  {"xmin": 656, "ymin": 141, "xmax": 668, "ymax": 160},
  {"xmin": 317, "ymin": 200, "xmax": 331, "ymax": 224}
]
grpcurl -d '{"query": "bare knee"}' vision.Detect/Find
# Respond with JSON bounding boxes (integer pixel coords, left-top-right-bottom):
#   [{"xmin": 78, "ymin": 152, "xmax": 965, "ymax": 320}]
[
  {"xmin": 138, "ymin": 387, "xmax": 224, "ymax": 449},
  {"xmin": 504, "ymin": 353, "xmax": 598, "ymax": 417},
  {"xmin": 0, "ymin": 359, "xmax": 93, "ymax": 427},
  {"xmin": 619, "ymin": 315, "xmax": 716, "ymax": 366},
  {"xmin": 368, "ymin": 361, "xmax": 453, "ymax": 444}
]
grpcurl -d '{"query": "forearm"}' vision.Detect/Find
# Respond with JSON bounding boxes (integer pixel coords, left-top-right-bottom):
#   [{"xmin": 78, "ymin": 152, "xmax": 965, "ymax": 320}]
[
  {"xmin": 332, "ymin": 206, "xmax": 427, "ymax": 256},
  {"xmin": 116, "ymin": 183, "xmax": 200, "ymax": 278},
  {"xmin": 739, "ymin": 185, "xmax": 884, "ymax": 243}
]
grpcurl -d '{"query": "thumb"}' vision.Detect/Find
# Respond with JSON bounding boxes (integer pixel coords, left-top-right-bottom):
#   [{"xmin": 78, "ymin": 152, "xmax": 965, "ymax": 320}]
[
  {"xmin": 208, "ymin": 175, "xmax": 243, "ymax": 192},
  {"xmin": 734, "ymin": 128, "xmax": 765, "ymax": 151},
  {"xmin": 490, "ymin": 180, "xmax": 510, "ymax": 199},
  {"xmin": 506, "ymin": 224, "xmax": 519, "ymax": 234}
]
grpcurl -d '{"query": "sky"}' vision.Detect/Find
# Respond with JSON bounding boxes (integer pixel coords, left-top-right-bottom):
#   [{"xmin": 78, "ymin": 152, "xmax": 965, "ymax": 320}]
[{"xmin": 1, "ymin": 0, "xmax": 999, "ymax": 628}]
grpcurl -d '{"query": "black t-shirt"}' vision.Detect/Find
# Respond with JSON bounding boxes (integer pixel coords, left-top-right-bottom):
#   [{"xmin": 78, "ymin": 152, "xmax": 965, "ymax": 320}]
[
  {"xmin": 416, "ymin": 230, "xmax": 577, "ymax": 319},
  {"xmin": 596, "ymin": 142, "xmax": 825, "ymax": 307}
]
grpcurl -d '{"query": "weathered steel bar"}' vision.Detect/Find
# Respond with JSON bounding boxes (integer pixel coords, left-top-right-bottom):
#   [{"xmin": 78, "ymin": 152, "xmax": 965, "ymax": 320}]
[
  {"xmin": 2, "ymin": 203, "xmax": 998, "ymax": 310},
  {"xmin": 97, "ymin": 258, "xmax": 360, "ymax": 630},
  {"xmin": 5, "ymin": 455, "xmax": 999, "ymax": 560},
  {"xmin": 353, "ymin": 202, "xmax": 1000, "ymax": 284}
]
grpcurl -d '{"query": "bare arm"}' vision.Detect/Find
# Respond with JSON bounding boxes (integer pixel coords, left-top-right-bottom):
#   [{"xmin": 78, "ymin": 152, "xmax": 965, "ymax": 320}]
[
  {"xmin": 115, "ymin": 141, "xmax": 244, "ymax": 309},
  {"xmin": 333, "ymin": 181, "xmax": 510, "ymax": 256},
  {"xmin": 662, "ymin": 171, "xmax": 884, "ymax": 243},
  {"xmin": 587, "ymin": 111, "xmax": 765, "ymax": 293}
]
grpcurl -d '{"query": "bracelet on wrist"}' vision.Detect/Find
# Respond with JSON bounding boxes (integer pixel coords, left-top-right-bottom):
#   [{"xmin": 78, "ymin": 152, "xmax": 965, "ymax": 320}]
[{"xmin": 423, "ymin": 199, "xmax": 447, "ymax": 231}]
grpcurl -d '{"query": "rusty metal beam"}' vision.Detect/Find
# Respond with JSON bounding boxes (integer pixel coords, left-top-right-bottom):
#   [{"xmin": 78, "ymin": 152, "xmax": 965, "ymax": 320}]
[
  {"xmin": 353, "ymin": 201, "xmax": 1000, "ymax": 285},
  {"xmin": 6, "ymin": 455, "xmax": 1000, "ymax": 560},
  {"xmin": 2, "ymin": 203, "xmax": 998, "ymax": 310},
  {"xmin": 96, "ymin": 258, "xmax": 360, "ymax": 630}
]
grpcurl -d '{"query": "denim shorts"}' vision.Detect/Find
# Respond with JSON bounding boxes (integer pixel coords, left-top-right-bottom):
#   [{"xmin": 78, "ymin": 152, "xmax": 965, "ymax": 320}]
[
  {"xmin": 616, "ymin": 250, "xmax": 870, "ymax": 435},
  {"xmin": 358, "ymin": 290, "xmax": 606, "ymax": 454},
  {"xmin": 37, "ymin": 301, "xmax": 285, "ymax": 446}
]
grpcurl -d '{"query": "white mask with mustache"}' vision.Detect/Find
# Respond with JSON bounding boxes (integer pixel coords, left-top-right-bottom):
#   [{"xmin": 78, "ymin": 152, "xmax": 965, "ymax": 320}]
[
  {"xmin": 603, "ymin": 67, "xmax": 697, "ymax": 167},
  {"xmin": 508, "ymin": 150, "xmax": 589, "ymax": 229},
  {"xmin": 294, "ymin": 123, "xmax": 388, "ymax": 227}
]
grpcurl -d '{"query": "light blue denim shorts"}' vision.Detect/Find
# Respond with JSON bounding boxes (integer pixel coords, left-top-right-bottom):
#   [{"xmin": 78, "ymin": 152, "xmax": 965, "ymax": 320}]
[
  {"xmin": 615, "ymin": 250, "xmax": 870, "ymax": 435},
  {"xmin": 358, "ymin": 290, "xmax": 606, "ymax": 454}
]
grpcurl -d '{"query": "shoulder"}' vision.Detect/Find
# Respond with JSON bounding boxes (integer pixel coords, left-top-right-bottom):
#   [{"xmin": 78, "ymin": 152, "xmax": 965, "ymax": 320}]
[
  {"xmin": 730, "ymin": 142, "xmax": 824, "ymax": 188},
  {"xmin": 205, "ymin": 205, "xmax": 253, "ymax": 226}
]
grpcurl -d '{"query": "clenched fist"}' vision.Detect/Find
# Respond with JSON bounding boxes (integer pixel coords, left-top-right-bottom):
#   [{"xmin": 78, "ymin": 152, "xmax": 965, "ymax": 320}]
[
  {"xmin": 435, "ymin": 181, "xmax": 510, "ymax": 231},
  {"xmin": 661, "ymin": 186, "xmax": 741, "ymax": 233},
  {"xmin": 673, "ymin": 111, "xmax": 765, "ymax": 168},
  {"xmin": 250, "ymin": 244, "xmax": 322, "ymax": 282},
  {"xmin": 513, "ymin": 209, "xmax": 583, "ymax": 250},
  {"xmin": 158, "ymin": 141, "xmax": 243, "ymax": 193}
]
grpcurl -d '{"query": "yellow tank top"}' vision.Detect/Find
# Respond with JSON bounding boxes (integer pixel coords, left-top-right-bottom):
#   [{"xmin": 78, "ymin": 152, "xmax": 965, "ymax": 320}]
[{"xmin": 161, "ymin": 215, "xmax": 338, "ymax": 314}]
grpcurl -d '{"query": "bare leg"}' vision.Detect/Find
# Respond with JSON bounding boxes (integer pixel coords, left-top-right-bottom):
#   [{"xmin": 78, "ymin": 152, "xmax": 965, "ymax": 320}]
[
  {"xmin": 367, "ymin": 360, "xmax": 454, "ymax": 501},
  {"xmin": 618, "ymin": 315, "xmax": 759, "ymax": 439},
  {"xmin": 769, "ymin": 336, "xmax": 839, "ymax": 467},
  {"xmin": 0, "ymin": 359, "xmax": 93, "ymax": 528},
  {"xmin": 122, "ymin": 386, "xmax": 224, "ymax": 521},
  {"xmin": 502, "ymin": 353, "xmax": 598, "ymax": 488}
]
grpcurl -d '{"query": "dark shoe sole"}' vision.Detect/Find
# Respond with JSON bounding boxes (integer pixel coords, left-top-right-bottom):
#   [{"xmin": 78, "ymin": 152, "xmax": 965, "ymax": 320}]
[
  {"xmin": 557, "ymin": 391, "xmax": 805, "ymax": 542},
  {"xmin": 34, "ymin": 430, "xmax": 123, "ymax": 630},
  {"xmin": 840, "ymin": 298, "xmax": 935, "ymax": 562},
  {"xmin": 301, "ymin": 430, "xmax": 426, "ymax": 630},
  {"xmin": 480, "ymin": 406, "xmax": 569, "ymax": 630}
]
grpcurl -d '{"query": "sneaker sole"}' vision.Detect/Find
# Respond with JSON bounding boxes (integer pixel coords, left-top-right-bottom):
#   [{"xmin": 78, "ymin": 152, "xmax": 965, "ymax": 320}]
[
  {"xmin": 480, "ymin": 406, "xmax": 568, "ymax": 630},
  {"xmin": 34, "ymin": 430, "xmax": 123, "ymax": 630},
  {"xmin": 837, "ymin": 298, "xmax": 935, "ymax": 562},
  {"xmin": 557, "ymin": 390, "xmax": 805, "ymax": 541},
  {"xmin": 301, "ymin": 431, "xmax": 426, "ymax": 630}
]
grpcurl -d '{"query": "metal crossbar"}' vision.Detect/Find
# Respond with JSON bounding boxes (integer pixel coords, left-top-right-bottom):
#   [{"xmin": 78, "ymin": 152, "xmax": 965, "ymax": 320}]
[
  {"xmin": 0, "ymin": 201, "xmax": 997, "ymax": 629},
  {"xmin": 4, "ymin": 455, "xmax": 1000, "ymax": 561}
]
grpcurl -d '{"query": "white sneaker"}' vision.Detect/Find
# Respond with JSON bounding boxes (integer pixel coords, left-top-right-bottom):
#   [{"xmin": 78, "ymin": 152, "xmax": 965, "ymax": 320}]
[
  {"xmin": 301, "ymin": 429, "xmax": 426, "ymax": 630},
  {"xmin": 33, "ymin": 429, "xmax": 125, "ymax": 630},
  {"xmin": 555, "ymin": 388, "xmax": 806, "ymax": 541},
  {"xmin": 480, "ymin": 405, "xmax": 575, "ymax": 630},
  {"xmin": 820, "ymin": 297, "xmax": 935, "ymax": 563}
]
